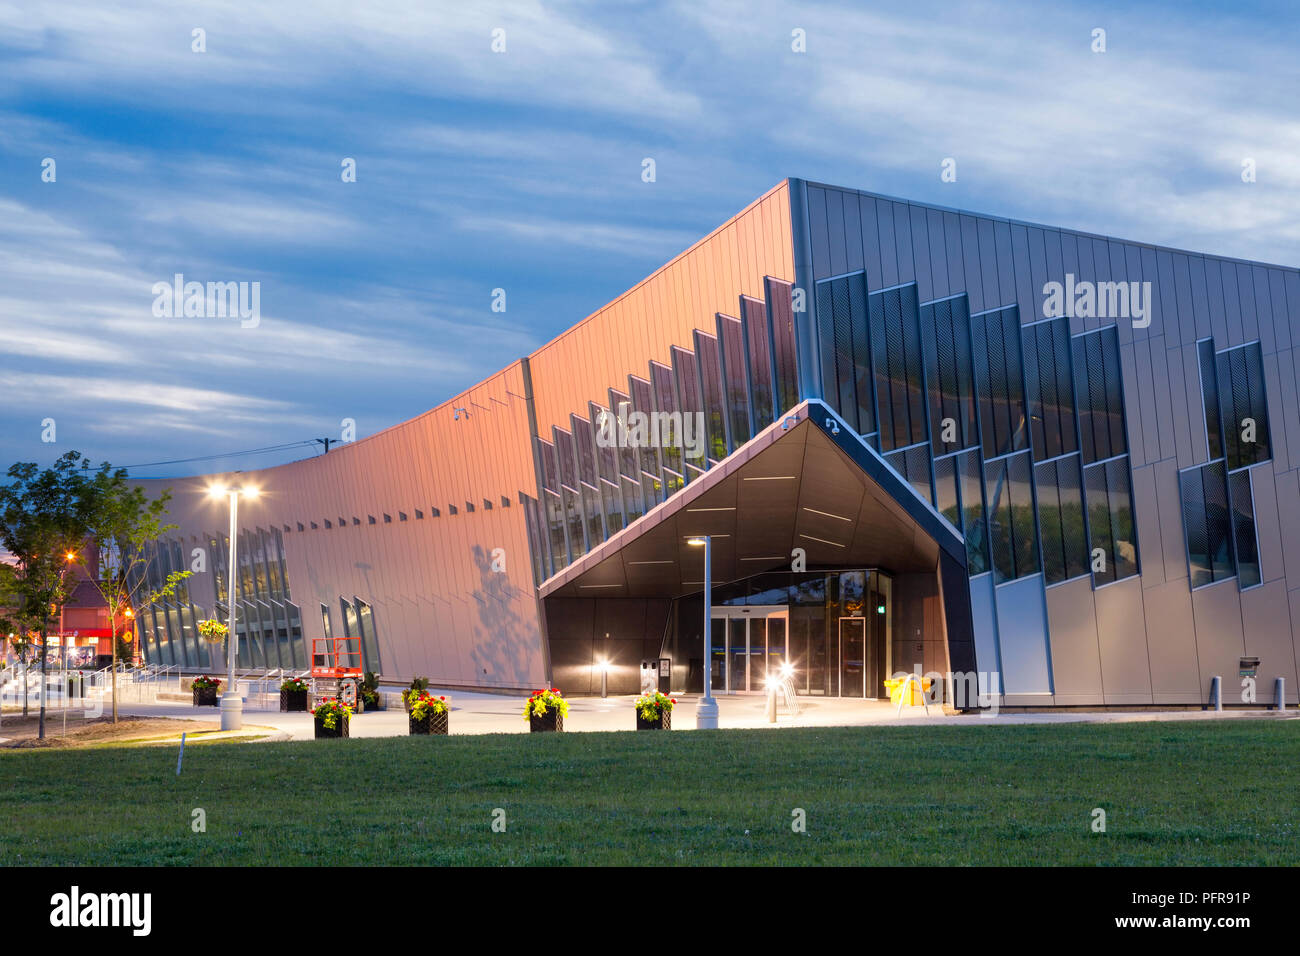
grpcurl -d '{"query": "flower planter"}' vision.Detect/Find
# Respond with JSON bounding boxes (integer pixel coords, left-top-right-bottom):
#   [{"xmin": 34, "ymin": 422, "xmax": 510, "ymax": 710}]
[
  {"xmin": 193, "ymin": 686, "xmax": 219, "ymax": 707},
  {"xmin": 408, "ymin": 711, "xmax": 449, "ymax": 735},
  {"xmin": 280, "ymin": 688, "xmax": 308, "ymax": 712},
  {"xmin": 314, "ymin": 714, "xmax": 350, "ymax": 739},
  {"xmin": 529, "ymin": 711, "xmax": 563, "ymax": 733},
  {"xmin": 636, "ymin": 709, "xmax": 670, "ymax": 730}
]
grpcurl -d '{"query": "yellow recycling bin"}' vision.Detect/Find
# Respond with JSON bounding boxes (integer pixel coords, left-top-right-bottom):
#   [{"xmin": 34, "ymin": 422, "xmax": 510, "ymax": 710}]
[{"xmin": 883, "ymin": 677, "xmax": 931, "ymax": 706}]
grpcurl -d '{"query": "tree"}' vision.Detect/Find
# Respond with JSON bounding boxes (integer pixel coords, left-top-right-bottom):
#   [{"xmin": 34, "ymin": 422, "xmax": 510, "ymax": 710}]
[
  {"xmin": 78, "ymin": 466, "xmax": 190, "ymax": 723},
  {"xmin": 0, "ymin": 561, "xmax": 43, "ymax": 717},
  {"xmin": 0, "ymin": 453, "xmax": 96, "ymax": 739}
]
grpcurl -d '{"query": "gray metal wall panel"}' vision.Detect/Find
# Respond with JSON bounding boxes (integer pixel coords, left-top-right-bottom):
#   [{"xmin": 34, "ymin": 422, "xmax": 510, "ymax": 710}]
[
  {"xmin": 1269, "ymin": 269, "xmax": 1291, "ymax": 352},
  {"xmin": 1142, "ymin": 579, "xmax": 1201, "ymax": 702},
  {"xmin": 909, "ymin": 204, "xmax": 934, "ymax": 303},
  {"xmin": 1249, "ymin": 464, "xmax": 1284, "ymax": 585},
  {"xmin": 1179, "ymin": 342, "xmax": 1207, "ymax": 467},
  {"xmin": 1190, "ymin": 580, "xmax": 1245, "ymax": 702},
  {"xmin": 1279, "ymin": 348, "xmax": 1300, "ymax": 476},
  {"xmin": 1120, "ymin": 342, "xmax": 1149, "ymax": 468},
  {"xmin": 1094, "ymin": 576, "xmax": 1153, "ymax": 703},
  {"xmin": 994, "ymin": 219, "xmax": 1017, "ymax": 309},
  {"xmin": 959, "ymin": 215, "xmax": 983, "ymax": 314},
  {"xmin": 807, "ymin": 186, "xmax": 831, "ymax": 281},
  {"xmin": 1190, "ymin": 256, "xmax": 1219, "ymax": 347},
  {"xmin": 942, "ymin": 210, "xmax": 964, "ymax": 303},
  {"xmin": 1010, "ymin": 223, "xmax": 1035, "ymax": 319},
  {"xmin": 893, "ymin": 201, "xmax": 915, "ymax": 287},
  {"xmin": 1131, "ymin": 463, "xmax": 1164, "ymax": 587},
  {"xmin": 1236, "ymin": 261, "xmax": 1260, "ymax": 343},
  {"xmin": 1275, "ymin": 470, "xmax": 1300, "ymax": 588},
  {"xmin": 843, "ymin": 191, "xmax": 864, "ymax": 275},
  {"xmin": 1045, "ymin": 574, "xmax": 1104, "ymax": 703},
  {"xmin": 1148, "ymin": 334, "xmax": 1177, "ymax": 462},
  {"xmin": 994, "ymin": 574, "xmax": 1052, "ymax": 694},
  {"xmin": 926, "ymin": 208, "xmax": 948, "ymax": 300},
  {"xmin": 877, "ymin": 199, "xmax": 900, "ymax": 288},
  {"xmin": 1241, "ymin": 580, "xmax": 1299, "ymax": 700},
  {"xmin": 1263, "ymin": 352, "xmax": 1290, "ymax": 474},
  {"xmin": 1252, "ymin": 266, "xmax": 1275, "ymax": 354},
  {"xmin": 1165, "ymin": 337, "xmax": 1193, "ymax": 467},
  {"xmin": 969, "ymin": 573, "xmax": 1000, "ymax": 695},
  {"xmin": 861, "ymin": 196, "xmax": 885, "ymax": 291},
  {"xmin": 825, "ymin": 188, "xmax": 848, "ymax": 278}
]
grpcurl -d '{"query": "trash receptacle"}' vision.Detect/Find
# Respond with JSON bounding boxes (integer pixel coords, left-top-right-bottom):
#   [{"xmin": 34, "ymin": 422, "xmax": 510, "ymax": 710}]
[
  {"xmin": 639, "ymin": 660, "xmax": 657, "ymax": 695},
  {"xmin": 883, "ymin": 677, "xmax": 932, "ymax": 706},
  {"xmin": 657, "ymin": 657, "xmax": 672, "ymax": 694}
]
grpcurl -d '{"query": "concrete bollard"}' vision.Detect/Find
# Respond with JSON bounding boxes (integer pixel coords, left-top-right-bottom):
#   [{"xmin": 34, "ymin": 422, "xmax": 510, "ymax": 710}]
[
  {"xmin": 1206, "ymin": 675, "xmax": 1222, "ymax": 712},
  {"xmin": 1275, "ymin": 677, "xmax": 1286, "ymax": 712}
]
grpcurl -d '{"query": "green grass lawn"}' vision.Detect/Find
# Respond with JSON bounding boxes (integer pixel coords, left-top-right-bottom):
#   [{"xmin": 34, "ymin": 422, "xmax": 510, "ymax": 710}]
[{"xmin": 2, "ymin": 720, "xmax": 1296, "ymax": 865}]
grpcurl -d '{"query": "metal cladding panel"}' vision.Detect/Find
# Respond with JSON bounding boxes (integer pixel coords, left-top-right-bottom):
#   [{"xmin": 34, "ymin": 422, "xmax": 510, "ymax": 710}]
[
  {"xmin": 1240, "ymin": 580, "xmax": 1300, "ymax": 699},
  {"xmin": 1044, "ymin": 575, "xmax": 1103, "ymax": 703},
  {"xmin": 1190, "ymin": 580, "xmax": 1247, "ymax": 702},
  {"xmin": 528, "ymin": 181, "xmax": 793, "ymax": 435},
  {"xmin": 968, "ymin": 573, "xmax": 1000, "ymax": 694},
  {"xmin": 1140, "ymin": 578, "xmax": 1201, "ymax": 703},
  {"xmin": 994, "ymin": 574, "xmax": 1053, "ymax": 695},
  {"xmin": 1093, "ymin": 576, "xmax": 1153, "ymax": 703}
]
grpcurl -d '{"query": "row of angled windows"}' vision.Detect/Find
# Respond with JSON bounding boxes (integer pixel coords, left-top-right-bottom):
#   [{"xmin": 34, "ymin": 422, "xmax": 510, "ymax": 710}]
[
  {"xmin": 817, "ymin": 273, "xmax": 1138, "ymax": 589},
  {"xmin": 530, "ymin": 278, "xmax": 801, "ymax": 580},
  {"xmin": 1179, "ymin": 339, "xmax": 1271, "ymax": 590}
]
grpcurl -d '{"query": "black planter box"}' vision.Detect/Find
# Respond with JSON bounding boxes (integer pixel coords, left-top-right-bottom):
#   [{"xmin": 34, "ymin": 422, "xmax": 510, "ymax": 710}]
[
  {"xmin": 529, "ymin": 710, "xmax": 563, "ymax": 733},
  {"xmin": 280, "ymin": 688, "xmax": 308, "ymax": 712},
  {"xmin": 636, "ymin": 708, "xmax": 671, "ymax": 730},
  {"xmin": 408, "ymin": 710, "xmax": 450, "ymax": 735},
  {"xmin": 193, "ymin": 686, "xmax": 219, "ymax": 707},
  {"xmin": 314, "ymin": 713, "xmax": 350, "ymax": 739}
]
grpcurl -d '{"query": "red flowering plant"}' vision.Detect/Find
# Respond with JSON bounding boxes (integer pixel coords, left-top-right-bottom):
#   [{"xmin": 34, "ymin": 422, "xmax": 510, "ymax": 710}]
[
  {"xmin": 191, "ymin": 675, "xmax": 222, "ymax": 691},
  {"xmin": 523, "ymin": 687, "xmax": 569, "ymax": 720},
  {"xmin": 635, "ymin": 691, "xmax": 675, "ymax": 722},
  {"xmin": 409, "ymin": 692, "xmax": 448, "ymax": 721},
  {"xmin": 280, "ymin": 675, "xmax": 310, "ymax": 693},
  {"xmin": 311, "ymin": 696, "xmax": 353, "ymax": 730}
]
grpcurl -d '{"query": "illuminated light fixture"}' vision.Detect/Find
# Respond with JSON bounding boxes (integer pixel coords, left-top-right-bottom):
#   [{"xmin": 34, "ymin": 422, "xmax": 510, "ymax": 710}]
[
  {"xmin": 686, "ymin": 537, "xmax": 706, "ymax": 547},
  {"xmin": 64, "ymin": 551, "xmax": 77, "ymax": 562},
  {"xmin": 686, "ymin": 506, "xmax": 736, "ymax": 512},
  {"xmin": 876, "ymin": 605, "xmax": 886, "ymax": 615},
  {"xmin": 798, "ymin": 532, "xmax": 845, "ymax": 548},
  {"xmin": 740, "ymin": 555, "xmax": 786, "ymax": 561},
  {"xmin": 742, "ymin": 475, "xmax": 796, "ymax": 481},
  {"xmin": 628, "ymin": 559, "xmax": 674, "ymax": 566},
  {"xmin": 780, "ymin": 662, "xmax": 794, "ymax": 678},
  {"xmin": 578, "ymin": 584, "xmax": 621, "ymax": 589},
  {"xmin": 209, "ymin": 483, "xmax": 257, "ymax": 500},
  {"xmin": 802, "ymin": 506, "xmax": 851, "ymax": 522}
]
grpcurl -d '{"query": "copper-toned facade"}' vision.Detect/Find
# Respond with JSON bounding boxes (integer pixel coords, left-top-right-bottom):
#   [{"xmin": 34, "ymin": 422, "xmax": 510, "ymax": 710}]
[{"xmin": 136, "ymin": 178, "xmax": 1300, "ymax": 708}]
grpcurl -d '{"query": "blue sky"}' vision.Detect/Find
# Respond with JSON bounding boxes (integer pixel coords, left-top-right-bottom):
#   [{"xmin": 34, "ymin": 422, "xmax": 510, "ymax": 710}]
[{"xmin": 0, "ymin": 0, "xmax": 1296, "ymax": 478}]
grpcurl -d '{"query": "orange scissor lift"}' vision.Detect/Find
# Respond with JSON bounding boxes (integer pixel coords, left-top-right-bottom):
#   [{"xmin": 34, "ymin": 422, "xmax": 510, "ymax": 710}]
[{"xmin": 311, "ymin": 634, "xmax": 364, "ymax": 711}]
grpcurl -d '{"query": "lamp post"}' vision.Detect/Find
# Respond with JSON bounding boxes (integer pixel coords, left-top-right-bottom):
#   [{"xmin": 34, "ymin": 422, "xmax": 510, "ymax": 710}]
[
  {"xmin": 209, "ymin": 482, "xmax": 258, "ymax": 731},
  {"xmin": 687, "ymin": 535, "xmax": 718, "ymax": 729}
]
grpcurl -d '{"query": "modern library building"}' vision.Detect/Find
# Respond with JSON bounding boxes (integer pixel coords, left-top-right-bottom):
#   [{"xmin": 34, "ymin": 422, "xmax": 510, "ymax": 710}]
[{"xmin": 136, "ymin": 178, "xmax": 1300, "ymax": 707}]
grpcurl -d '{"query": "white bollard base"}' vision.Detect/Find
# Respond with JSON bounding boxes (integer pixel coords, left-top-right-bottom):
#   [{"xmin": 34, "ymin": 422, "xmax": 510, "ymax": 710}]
[
  {"xmin": 696, "ymin": 696, "xmax": 719, "ymax": 729},
  {"xmin": 219, "ymin": 692, "xmax": 243, "ymax": 731}
]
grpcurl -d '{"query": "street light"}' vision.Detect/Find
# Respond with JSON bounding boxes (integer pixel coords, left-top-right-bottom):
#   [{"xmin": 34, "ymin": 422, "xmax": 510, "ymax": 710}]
[
  {"xmin": 687, "ymin": 535, "xmax": 718, "ymax": 729},
  {"xmin": 208, "ymin": 482, "xmax": 259, "ymax": 731}
]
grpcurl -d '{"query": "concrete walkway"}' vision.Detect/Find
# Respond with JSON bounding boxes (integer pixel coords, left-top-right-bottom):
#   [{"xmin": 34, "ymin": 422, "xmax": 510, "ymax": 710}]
[{"xmin": 105, "ymin": 689, "xmax": 1299, "ymax": 741}]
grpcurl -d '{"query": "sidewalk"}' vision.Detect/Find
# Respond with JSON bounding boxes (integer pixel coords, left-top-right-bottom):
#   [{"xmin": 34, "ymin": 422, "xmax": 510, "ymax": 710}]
[{"xmin": 104, "ymin": 689, "xmax": 1299, "ymax": 741}]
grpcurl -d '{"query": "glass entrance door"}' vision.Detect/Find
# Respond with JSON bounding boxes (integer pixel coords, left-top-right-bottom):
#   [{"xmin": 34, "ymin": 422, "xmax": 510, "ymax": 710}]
[
  {"xmin": 839, "ymin": 617, "xmax": 867, "ymax": 698},
  {"xmin": 709, "ymin": 606, "xmax": 789, "ymax": 693}
]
